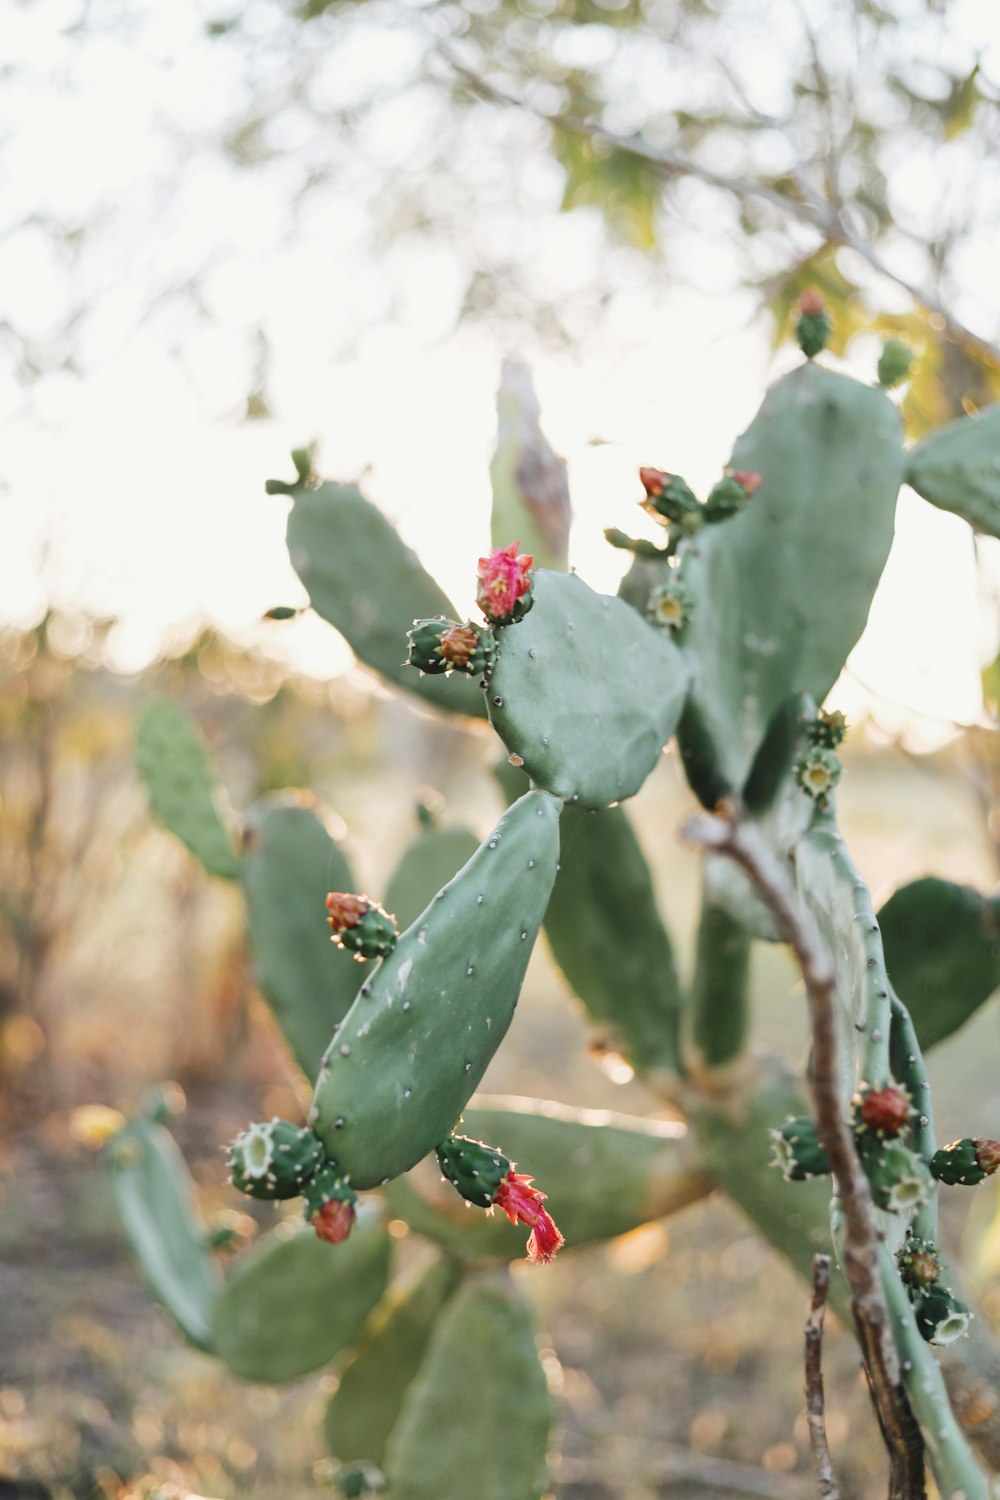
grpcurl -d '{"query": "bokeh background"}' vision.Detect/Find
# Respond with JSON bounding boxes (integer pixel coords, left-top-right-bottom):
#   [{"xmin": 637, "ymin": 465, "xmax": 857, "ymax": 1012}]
[{"xmin": 2, "ymin": 0, "xmax": 1000, "ymax": 1496}]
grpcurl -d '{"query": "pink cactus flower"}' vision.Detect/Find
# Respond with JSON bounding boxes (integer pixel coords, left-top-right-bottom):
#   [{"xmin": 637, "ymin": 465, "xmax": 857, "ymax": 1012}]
[
  {"xmin": 476, "ymin": 541, "xmax": 534, "ymax": 624},
  {"xmin": 493, "ymin": 1169, "xmax": 564, "ymax": 1264}
]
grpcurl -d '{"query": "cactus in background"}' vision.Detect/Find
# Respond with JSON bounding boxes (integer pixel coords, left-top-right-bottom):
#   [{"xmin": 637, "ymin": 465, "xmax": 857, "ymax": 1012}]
[{"xmin": 111, "ymin": 344, "xmax": 1000, "ymax": 1498}]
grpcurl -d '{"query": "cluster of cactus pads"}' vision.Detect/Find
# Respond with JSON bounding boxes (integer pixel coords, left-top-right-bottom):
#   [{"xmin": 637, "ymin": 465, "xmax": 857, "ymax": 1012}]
[{"xmin": 111, "ymin": 298, "xmax": 1000, "ymax": 1498}]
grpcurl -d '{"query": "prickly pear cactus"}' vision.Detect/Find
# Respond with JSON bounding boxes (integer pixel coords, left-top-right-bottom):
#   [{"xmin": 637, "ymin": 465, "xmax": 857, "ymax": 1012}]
[
  {"xmin": 310, "ymin": 790, "xmax": 561, "ymax": 1187},
  {"xmin": 135, "ymin": 698, "xmax": 241, "ymax": 879}
]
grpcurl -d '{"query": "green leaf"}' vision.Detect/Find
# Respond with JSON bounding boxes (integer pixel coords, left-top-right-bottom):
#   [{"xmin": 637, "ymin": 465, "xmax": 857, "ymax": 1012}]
[
  {"xmin": 878, "ymin": 877, "xmax": 1000, "ymax": 1049},
  {"xmin": 905, "ymin": 404, "xmax": 1000, "ymax": 536},
  {"xmin": 135, "ymin": 699, "xmax": 241, "ymax": 879},
  {"xmin": 383, "ymin": 1272, "xmax": 553, "ymax": 1500},
  {"xmin": 214, "ymin": 1210, "xmax": 392, "ymax": 1383},
  {"xmin": 106, "ymin": 1116, "xmax": 222, "ymax": 1352}
]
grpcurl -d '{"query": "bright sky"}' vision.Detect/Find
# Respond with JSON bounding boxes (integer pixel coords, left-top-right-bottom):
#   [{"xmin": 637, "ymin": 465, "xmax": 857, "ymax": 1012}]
[{"xmin": 1, "ymin": 0, "xmax": 998, "ymax": 742}]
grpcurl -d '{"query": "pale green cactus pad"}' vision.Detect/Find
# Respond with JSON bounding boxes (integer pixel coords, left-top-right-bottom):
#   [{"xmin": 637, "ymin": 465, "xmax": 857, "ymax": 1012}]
[
  {"xmin": 135, "ymin": 699, "xmax": 240, "ymax": 879},
  {"xmin": 384, "ymin": 823, "xmax": 481, "ymax": 932},
  {"xmin": 382, "ymin": 1095, "xmax": 710, "ymax": 1262},
  {"xmin": 324, "ymin": 1255, "xmax": 462, "ymax": 1467},
  {"xmin": 878, "ymin": 876, "xmax": 1000, "ymax": 1049},
  {"xmin": 486, "ymin": 570, "xmax": 689, "ymax": 807},
  {"xmin": 285, "ymin": 480, "xmax": 486, "ymax": 717},
  {"xmin": 383, "ymin": 1272, "xmax": 553, "ymax": 1500},
  {"xmin": 241, "ymin": 793, "xmax": 360, "ymax": 1082},
  {"xmin": 214, "ymin": 1211, "xmax": 392, "ymax": 1383},
  {"xmin": 905, "ymin": 403, "xmax": 1000, "ymax": 537},
  {"xmin": 310, "ymin": 790, "xmax": 561, "ymax": 1188},
  {"xmin": 542, "ymin": 803, "xmax": 682, "ymax": 1072},
  {"xmin": 105, "ymin": 1116, "xmax": 222, "ymax": 1353},
  {"xmin": 677, "ymin": 364, "xmax": 903, "ymax": 800}
]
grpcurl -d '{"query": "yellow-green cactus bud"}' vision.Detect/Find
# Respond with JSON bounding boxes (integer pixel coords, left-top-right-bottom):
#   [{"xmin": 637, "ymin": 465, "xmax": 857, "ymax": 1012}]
[
  {"xmin": 229, "ymin": 1119, "xmax": 326, "ymax": 1201},
  {"xmin": 877, "ymin": 339, "xmax": 914, "ymax": 389},
  {"xmin": 806, "ymin": 709, "xmax": 847, "ymax": 750},
  {"xmin": 794, "ymin": 746, "xmax": 841, "ymax": 808},
  {"xmin": 647, "ymin": 577, "xmax": 694, "ymax": 635}
]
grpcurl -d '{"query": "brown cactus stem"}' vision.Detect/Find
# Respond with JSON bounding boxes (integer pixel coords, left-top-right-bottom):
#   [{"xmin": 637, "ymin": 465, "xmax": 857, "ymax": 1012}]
[
  {"xmin": 684, "ymin": 809, "xmax": 927, "ymax": 1499},
  {"xmin": 805, "ymin": 1254, "xmax": 840, "ymax": 1499}
]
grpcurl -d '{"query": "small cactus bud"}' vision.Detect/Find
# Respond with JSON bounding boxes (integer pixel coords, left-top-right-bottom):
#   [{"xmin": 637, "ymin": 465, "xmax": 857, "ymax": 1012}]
[
  {"xmin": 326, "ymin": 892, "xmax": 399, "ymax": 961},
  {"xmin": 795, "ymin": 288, "xmax": 832, "ymax": 359},
  {"xmin": 896, "ymin": 1235, "xmax": 943, "ymax": 1290},
  {"xmin": 476, "ymin": 540, "xmax": 534, "ymax": 624},
  {"xmin": 703, "ymin": 470, "xmax": 762, "ymax": 523},
  {"xmin": 931, "ymin": 1137, "xmax": 1000, "ymax": 1186},
  {"xmin": 857, "ymin": 1135, "xmax": 932, "ymax": 1214},
  {"xmin": 406, "ymin": 616, "xmax": 495, "ymax": 677},
  {"xmin": 638, "ymin": 468, "xmax": 700, "ymax": 527},
  {"xmin": 436, "ymin": 1133, "xmax": 512, "ymax": 1208},
  {"xmin": 303, "ymin": 1163, "xmax": 358, "ymax": 1242},
  {"xmin": 770, "ymin": 1116, "xmax": 831, "ymax": 1181},
  {"xmin": 912, "ymin": 1282, "xmax": 971, "ymax": 1346},
  {"xmin": 493, "ymin": 1168, "xmax": 564, "ymax": 1264},
  {"xmin": 877, "ymin": 339, "xmax": 914, "ymax": 389},
  {"xmin": 806, "ymin": 709, "xmax": 847, "ymax": 750},
  {"xmin": 333, "ymin": 1463, "xmax": 385, "ymax": 1496},
  {"xmin": 794, "ymin": 746, "xmax": 841, "ymax": 808},
  {"xmin": 263, "ymin": 605, "xmax": 300, "ymax": 621},
  {"xmin": 647, "ymin": 577, "xmax": 694, "ymax": 635},
  {"xmin": 854, "ymin": 1084, "xmax": 912, "ymax": 1138},
  {"xmin": 229, "ymin": 1119, "xmax": 326, "ymax": 1201}
]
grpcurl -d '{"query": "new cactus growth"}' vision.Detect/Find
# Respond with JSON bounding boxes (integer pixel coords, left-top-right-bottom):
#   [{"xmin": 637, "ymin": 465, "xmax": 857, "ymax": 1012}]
[
  {"xmin": 326, "ymin": 892, "xmax": 399, "ymax": 961},
  {"xmin": 112, "ymin": 333, "xmax": 1000, "ymax": 1500}
]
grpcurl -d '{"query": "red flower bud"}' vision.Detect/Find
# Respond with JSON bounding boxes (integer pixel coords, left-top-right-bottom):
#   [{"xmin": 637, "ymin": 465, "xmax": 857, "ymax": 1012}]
[
  {"xmin": 727, "ymin": 469, "xmax": 763, "ymax": 497},
  {"xmin": 438, "ymin": 622, "xmax": 480, "ymax": 669},
  {"xmin": 974, "ymin": 1139, "xmax": 1000, "ymax": 1176},
  {"xmin": 325, "ymin": 891, "xmax": 370, "ymax": 934},
  {"xmin": 311, "ymin": 1198, "xmax": 357, "ymax": 1244},
  {"xmin": 476, "ymin": 541, "xmax": 534, "ymax": 624},
  {"xmin": 492, "ymin": 1169, "xmax": 564, "ymax": 1264},
  {"xmin": 857, "ymin": 1085, "xmax": 911, "ymax": 1137},
  {"xmin": 638, "ymin": 466, "xmax": 667, "ymax": 498},
  {"xmin": 799, "ymin": 286, "xmax": 826, "ymax": 317}
]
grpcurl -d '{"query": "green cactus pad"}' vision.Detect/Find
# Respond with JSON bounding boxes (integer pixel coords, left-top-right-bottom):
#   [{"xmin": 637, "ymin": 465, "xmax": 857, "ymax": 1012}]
[
  {"xmin": 382, "ymin": 1095, "xmax": 711, "ymax": 1262},
  {"xmin": 310, "ymin": 791, "xmax": 561, "ymax": 1188},
  {"xmin": 242, "ymin": 794, "xmax": 362, "ymax": 1082},
  {"xmin": 105, "ymin": 1116, "xmax": 222, "ymax": 1353},
  {"xmin": 383, "ymin": 1272, "xmax": 553, "ymax": 1500},
  {"xmin": 905, "ymin": 403, "xmax": 1000, "ymax": 537},
  {"xmin": 384, "ymin": 824, "xmax": 481, "ymax": 932},
  {"xmin": 542, "ymin": 803, "xmax": 682, "ymax": 1074},
  {"xmin": 878, "ymin": 877, "xmax": 1000, "ymax": 1050},
  {"xmin": 134, "ymin": 699, "xmax": 240, "ymax": 879},
  {"xmin": 486, "ymin": 570, "xmax": 689, "ymax": 808},
  {"xmin": 930, "ymin": 1138, "xmax": 989, "ymax": 1187},
  {"xmin": 284, "ymin": 480, "xmax": 485, "ymax": 717},
  {"xmin": 229, "ymin": 1118, "xmax": 325, "ymax": 1200},
  {"xmin": 324, "ymin": 1256, "xmax": 462, "ymax": 1467},
  {"xmin": 912, "ymin": 1281, "xmax": 972, "ymax": 1346},
  {"xmin": 677, "ymin": 364, "xmax": 903, "ymax": 801},
  {"xmin": 770, "ymin": 1116, "xmax": 831, "ymax": 1181},
  {"xmin": 214, "ymin": 1211, "xmax": 392, "ymax": 1383}
]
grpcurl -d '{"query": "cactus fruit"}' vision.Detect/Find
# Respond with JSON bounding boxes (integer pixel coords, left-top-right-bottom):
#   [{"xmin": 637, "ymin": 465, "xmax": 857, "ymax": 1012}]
[
  {"xmin": 854, "ymin": 1084, "xmax": 912, "ymax": 1138},
  {"xmin": 703, "ymin": 469, "xmax": 762, "ymax": 523},
  {"xmin": 638, "ymin": 467, "xmax": 701, "ymax": 528},
  {"xmin": 795, "ymin": 287, "xmax": 831, "ymax": 358},
  {"xmin": 912, "ymin": 1282, "xmax": 972, "ymax": 1346},
  {"xmin": 877, "ymin": 338, "xmax": 914, "ymax": 388},
  {"xmin": 214, "ymin": 1211, "xmax": 392, "ymax": 1383},
  {"xmin": 105, "ymin": 1115, "xmax": 222, "ymax": 1353},
  {"xmin": 436, "ymin": 1133, "xmax": 564, "ymax": 1262},
  {"xmin": 486, "ymin": 570, "xmax": 689, "ymax": 808},
  {"xmin": 476, "ymin": 540, "xmax": 534, "ymax": 623},
  {"xmin": 770, "ymin": 1117, "xmax": 831, "ymax": 1181},
  {"xmin": 228, "ymin": 1118, "xmax": 325, "ymax": 1200},
  {"xmin": 382, "ymin": 1272, "xmax": 553, "ymax": 1500},
  {"xmin": 857, "ymin": 1135, "xmax": 933, "ymax": 1214},
  {"xmin": 135, "ymin": 699, "xmax": 241, "ymax": 879},
  {"xmin": 896, "ymin": 1235, "xmax": 943, "ymax": 1290},
  {"xmin": 326, "ymin": 892, "xmax": 399, "ymax": 961},
  {"xmin": 304, "ymin": 1164, "xmax": 359, "ymax": 1240},
  {"xmin": 647, "ymin": 575, "xmax": 694, "ymax": 634},
  {"xmin": 309, "ymin": 790, "xmax": 561, "ymax": 1189},
  {"xmin": 241, "ymin": 794, "xmax": 361, "ymax": 1081},
  {"xmin": 282, "ymin": 477, "xmax": 486, "ymax": 717},
  {"xmin": 931, "ymin": 1137, "xmax": 1000, "ymax": 1186},
  {"xmin": 406, "ymin": 617, "xmax": 495, "ymax": 678}
]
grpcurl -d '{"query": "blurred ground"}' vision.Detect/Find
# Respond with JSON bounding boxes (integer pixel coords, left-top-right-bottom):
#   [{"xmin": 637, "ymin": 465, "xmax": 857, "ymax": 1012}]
[{"xmin": 2, "ymin": 647, "xmax": 999, "ymax": 1500}]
